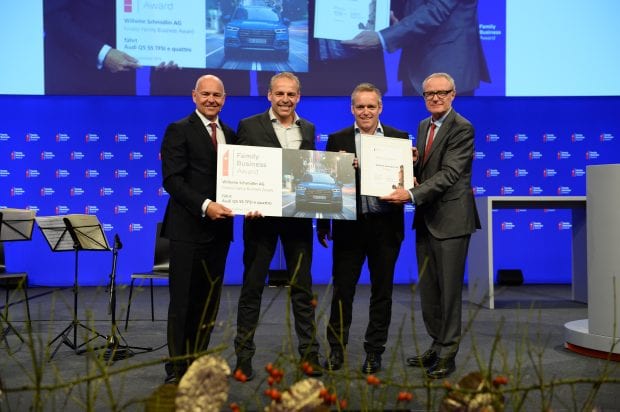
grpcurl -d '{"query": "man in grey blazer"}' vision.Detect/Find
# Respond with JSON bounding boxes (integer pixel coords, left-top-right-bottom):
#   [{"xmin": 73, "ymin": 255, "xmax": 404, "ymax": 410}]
[
  {"xmin": 233, "ymin": 72, "xmax": 322, "ymax": 381},
  {"xmin": 382, "ymin": 72, "xmax": 480, "ymax": 379},
  {"xmin": 160, "ymin": 75, "xmax": 236, "ymax": 383},
  {"xmin": 342, "ymin": 0, "xmax": 490, "ymax": 96},
  {"xmin": 317, "ymin": 83, "xmax": 409, "ymax": 374}
]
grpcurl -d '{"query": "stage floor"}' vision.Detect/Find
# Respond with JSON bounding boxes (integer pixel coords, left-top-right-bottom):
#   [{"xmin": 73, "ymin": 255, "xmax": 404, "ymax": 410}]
[{"xmin": 1, "ymin": 283, "xmax": 618, "ymax": 411}]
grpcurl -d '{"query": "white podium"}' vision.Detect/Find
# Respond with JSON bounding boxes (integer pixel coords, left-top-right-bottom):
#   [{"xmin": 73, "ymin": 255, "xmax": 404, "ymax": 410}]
[{"xmin": 565, "ymin": 164, "xmax": 620, "ymax": 358}]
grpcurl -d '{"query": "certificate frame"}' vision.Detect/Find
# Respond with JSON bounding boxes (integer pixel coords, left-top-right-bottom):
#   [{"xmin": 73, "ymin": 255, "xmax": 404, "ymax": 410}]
[
  {"xmin": 360, "ymin": 134, "xmax": 414, "ymax": 197},
  {"xmin": 314, "ymin": 0, "xmax": 390, "ymax": 41}
]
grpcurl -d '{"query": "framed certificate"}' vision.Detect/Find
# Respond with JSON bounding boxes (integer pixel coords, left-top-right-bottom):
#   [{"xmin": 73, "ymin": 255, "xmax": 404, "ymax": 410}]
[
  {"xmin": 217, "ymin": 144, "xmax": 357, "ymax": 220},
  {"xmin": 314, "ymin": 0, "xmax": 390, "ymax": 41},
  {"xmin": 360, "ymin": 134, "xmax": 413, "ymax": 196}
]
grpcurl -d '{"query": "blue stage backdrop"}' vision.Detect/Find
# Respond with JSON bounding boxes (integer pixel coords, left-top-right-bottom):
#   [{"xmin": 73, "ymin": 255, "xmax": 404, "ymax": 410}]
[{"xmin": 0, "ymin": 95, "xmax": 618, "ymax": 286}]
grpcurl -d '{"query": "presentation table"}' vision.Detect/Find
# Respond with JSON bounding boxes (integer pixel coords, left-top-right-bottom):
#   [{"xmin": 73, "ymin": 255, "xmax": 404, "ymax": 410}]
[{"xmin": 467, "ymin": 195, "xmax": 587, "ymax": 309}]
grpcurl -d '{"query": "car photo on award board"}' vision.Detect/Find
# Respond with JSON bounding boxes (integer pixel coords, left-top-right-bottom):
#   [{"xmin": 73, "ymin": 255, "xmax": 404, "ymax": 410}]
[
  {"xmin": 295, "ymin": 172, "xmax": 343, "ymax": 212},
  {"xmin": 281, "ymin": 149, "xmax": 356, "ymax": 219}
]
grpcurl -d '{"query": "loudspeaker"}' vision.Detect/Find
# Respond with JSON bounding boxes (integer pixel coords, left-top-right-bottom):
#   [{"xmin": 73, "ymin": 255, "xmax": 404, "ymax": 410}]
[{"xmin": 496, "ymin": 269, "xmax": 523, "ymax": 286}]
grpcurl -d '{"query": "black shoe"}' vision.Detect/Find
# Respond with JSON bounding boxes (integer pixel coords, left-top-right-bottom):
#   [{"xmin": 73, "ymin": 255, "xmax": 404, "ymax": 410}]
[
  {"xmin": 324, "ymin": 350, "xmax": 344, "ymax": 371},
  {"xmin": 426, "ymin": 357, "xmax": 456, "ymax": 379},
  {"xmin": 361, "ymin": 352, "xmax": 381, "ymax": 374},
  {"xmin": 406, "ymin": 349, "xmax": 438, "ymax": 368},
  {"xmin": 302, "ymin": 352, "xmax": 323, "ymax": 377},
  {"xmin": 164, "ymin": 373, "xmax": 179, "ymax": 385},
  {"xmin": 164, "ymin": 361, "xmax": 185, "ymax": 384},
  {"xmin": 234, "ymin": 357, "xmax": 255, "ymax": 382}
]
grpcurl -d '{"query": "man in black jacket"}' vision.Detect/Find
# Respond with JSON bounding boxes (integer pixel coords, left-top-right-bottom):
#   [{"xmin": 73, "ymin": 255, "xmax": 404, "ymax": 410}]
[
  {"xmin": 317, "ymin": 83, "xmax": 409, "ymax": 374},
  {"xmin": 233, "ymin": 72, "xmax": 322, "ymax": 381},
  {"xmin": 160, "ymin": 74, "xmax": 236, "ymax": 383}
]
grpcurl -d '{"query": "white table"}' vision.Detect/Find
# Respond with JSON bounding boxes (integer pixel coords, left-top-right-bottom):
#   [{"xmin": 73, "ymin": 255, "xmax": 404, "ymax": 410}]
[{"xmin": 467, "ymin": 196, "xmax": 587, "ymax": 309}]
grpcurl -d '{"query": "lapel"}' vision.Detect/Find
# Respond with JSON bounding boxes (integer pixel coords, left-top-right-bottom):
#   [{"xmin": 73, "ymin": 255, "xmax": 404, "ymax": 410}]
[
  {"xmin": 422, "ymin": 109, "xmax": 456, "ymax": 165},
  {"xmin": 259, "ymin": 111, "xmax": 283, "ymax": 148},
  {"xmin": 345, "ymin": 126, "xmax": 357, "ymax": 153},
  {"xmin": 220, "ymin": 121, "xmax": 234, "ymax": 144},
  {"xmin": 419, "ymin": 118, "xmax": 432, "ymax": 162},
  {"xmin": 188, "ymin": 112, "xmax": 214, "ymax": 149}
]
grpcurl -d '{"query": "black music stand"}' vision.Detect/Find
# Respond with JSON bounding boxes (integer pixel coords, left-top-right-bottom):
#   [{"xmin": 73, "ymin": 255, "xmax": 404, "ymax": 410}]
[
  {"xmin": 0, "ymin": 209, "xmax": 35, "ymax": 347},
  {"xmin": 36, "ymin": 214, "xmax": 109, "ymax": 358},
  {"xmin": 91, "ymin": 234, "xmax": 152, "ymax": 362}
]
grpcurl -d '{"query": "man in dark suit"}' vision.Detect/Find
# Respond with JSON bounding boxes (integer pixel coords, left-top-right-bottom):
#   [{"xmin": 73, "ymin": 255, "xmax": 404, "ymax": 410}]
[
  {"xmin": 233, "ymin": 72, "xmax": 322, "ymax": 380},
  {"xmin": 383, "ymin": 72, "xmax": 481, "ymax": 379},
  {"xmin": 342, "ymin": 0, "xmax": 490, "ymax": 96},
  {"xmin": 160, "ymin": 74, "xmax": 236, "ymax": 384},
  {"xmin": 317, "ymin": 83, "xmax": 409, "ymax": 374}
]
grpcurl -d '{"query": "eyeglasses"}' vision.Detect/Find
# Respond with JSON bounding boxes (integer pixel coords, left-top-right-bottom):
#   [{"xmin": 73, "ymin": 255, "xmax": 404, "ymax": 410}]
[{"xmin": 422, "ymin": 90, "xmax": 453, "ymax": 100}]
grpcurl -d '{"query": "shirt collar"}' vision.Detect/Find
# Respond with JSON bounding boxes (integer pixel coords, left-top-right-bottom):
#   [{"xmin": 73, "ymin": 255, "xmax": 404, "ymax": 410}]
[
  {"xmin": 269, "ymin": 107, "xmax": 300, "ymax": 126},
  {"xmin": 195, "ymin": 110, "xmax": 219, "ymax": 129},
  {"xmin": 431, "ymin": 108, "xmax": 451, "ymax": 128},
  {"xmin": 354, "ymin": 121, "xmax": 383, "ymax": 136}
]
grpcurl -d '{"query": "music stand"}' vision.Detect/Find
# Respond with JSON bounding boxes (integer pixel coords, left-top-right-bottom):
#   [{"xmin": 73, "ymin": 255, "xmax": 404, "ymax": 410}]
[
  {"xmin": 36, "ymin": 214, "xmax": 109, "ymax": 358},
  {"xmin": 91, "ymin": 233, "xmax": 152, "ymax": 362},
  {"xmin": 0, "ymin": 209, "xmax": 35, "ymax": 346}
]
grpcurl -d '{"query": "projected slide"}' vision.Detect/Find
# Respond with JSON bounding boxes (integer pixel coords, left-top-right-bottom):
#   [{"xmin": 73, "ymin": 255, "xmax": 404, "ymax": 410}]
[{"xmin": 2, "ymin": 0, "xmax": 620, "ymax": 96}]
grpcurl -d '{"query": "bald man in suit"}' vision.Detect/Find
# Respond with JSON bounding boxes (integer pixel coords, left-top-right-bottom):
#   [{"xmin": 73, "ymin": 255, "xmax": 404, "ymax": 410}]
[{"xmin": 160, "ymin": 74, "xmax": 236, "ymax": 384}]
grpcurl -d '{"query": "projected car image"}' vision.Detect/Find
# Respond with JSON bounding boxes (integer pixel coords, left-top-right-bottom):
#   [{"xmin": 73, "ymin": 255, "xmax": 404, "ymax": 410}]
[
  {"xmin": 295, "ymin": 172, "xmax": 343, "ymax": 212},
  {"xmin": 224, "ymin": 5, "xmax": 290, "ymax": 60}
]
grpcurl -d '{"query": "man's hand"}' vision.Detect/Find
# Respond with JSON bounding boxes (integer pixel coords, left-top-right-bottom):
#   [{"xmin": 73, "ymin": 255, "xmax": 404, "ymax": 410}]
[
  {"xmin": 412, "ymin": 147, "xmax": 419, "ymax": 163},
  {"xmin": 154, "ymin": 61, "xmax": 180, "ymax": 71},
  {"xmin": 317, "ymin": 227, "xmax": 332, "ymax": 248},
  {"xmin": 206, "ymin": 202, "xmax": 234, "ymax": 220},
  {"xmin": 380, "ymin": 188, "xmax": 412, "ymax": 204},
  {"xmin": 341, "ymin": 30, "xmax": 381, "ymax": 49},
  {"xmin": 245, "ymin": 210, "xmax": 263, "ymax": 220},
  {"xmin": 104, "ymin": 49, "xmax": 141, "ymax": 72}
]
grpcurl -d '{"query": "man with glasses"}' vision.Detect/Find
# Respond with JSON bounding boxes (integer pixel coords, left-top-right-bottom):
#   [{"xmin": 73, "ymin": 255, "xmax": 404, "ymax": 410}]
[
  {"xmin": 382, "ymin": 73, "xmax": 481, "ymax": 379},
  {"xmin": 317, "ymin": 83, "xmax": 409, "ymax": 374}
]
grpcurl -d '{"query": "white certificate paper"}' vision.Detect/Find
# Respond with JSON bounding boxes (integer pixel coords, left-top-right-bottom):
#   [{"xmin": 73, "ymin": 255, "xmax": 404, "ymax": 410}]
[
  {"xmin": 217, "ymin": 145, "xmax": 356, "ymax": 220},
  {"xmin": 360, "ymin": 135, "xmax": 413, "ymax": 197},
  {"xmin": 116, "ymin": 0, "xmax": 206, "ymax": 68},
  {"xmin": 314, "ymin": 0, "xmax": 390, "ymax": 41}
]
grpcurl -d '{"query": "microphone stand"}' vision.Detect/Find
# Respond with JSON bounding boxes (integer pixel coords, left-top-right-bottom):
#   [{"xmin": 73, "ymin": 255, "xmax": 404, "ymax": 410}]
[{"xmin": 93, "ymin": 234, "xmax": 152, "ymax": 362}]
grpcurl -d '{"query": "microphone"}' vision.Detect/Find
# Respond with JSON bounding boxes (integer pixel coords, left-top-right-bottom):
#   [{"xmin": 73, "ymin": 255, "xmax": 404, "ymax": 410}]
[
  {"xmin": 114, "ymin": 233, "xmax": 123, "ymax": 250},
  {"xmin": 295, "ymin": 119, "xmax": 301, "ymax": 126}
]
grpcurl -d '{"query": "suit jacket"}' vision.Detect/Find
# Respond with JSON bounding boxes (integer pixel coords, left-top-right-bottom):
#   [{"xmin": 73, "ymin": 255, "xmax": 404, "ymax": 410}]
[
  {"xmin": 236, "ymin": 110, "xmax": 316, "ymax": 150},
  {"xmin": 380, "ymin": 0, "xmax": 490, "ymax": 94},
  {"xmin": 161, "ymin": 112, "xmax": 235, "ymax": 243},
  {"xmin": 411, "ymin": 109, "xmax": 480, "ymax": 239},
  {"xmin": 317, "ymin": 125, "xmax": 409, "ymax": 242}
]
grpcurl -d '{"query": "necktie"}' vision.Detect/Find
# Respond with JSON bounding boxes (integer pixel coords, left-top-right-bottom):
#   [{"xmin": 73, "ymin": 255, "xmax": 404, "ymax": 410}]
[
  {"xmin": 423, "ymin": 122, "xmax": 436, "ymax": 163},
  {"xmin": 209, "ymin": 122, "xmax": 218, "ymax": 149}
]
